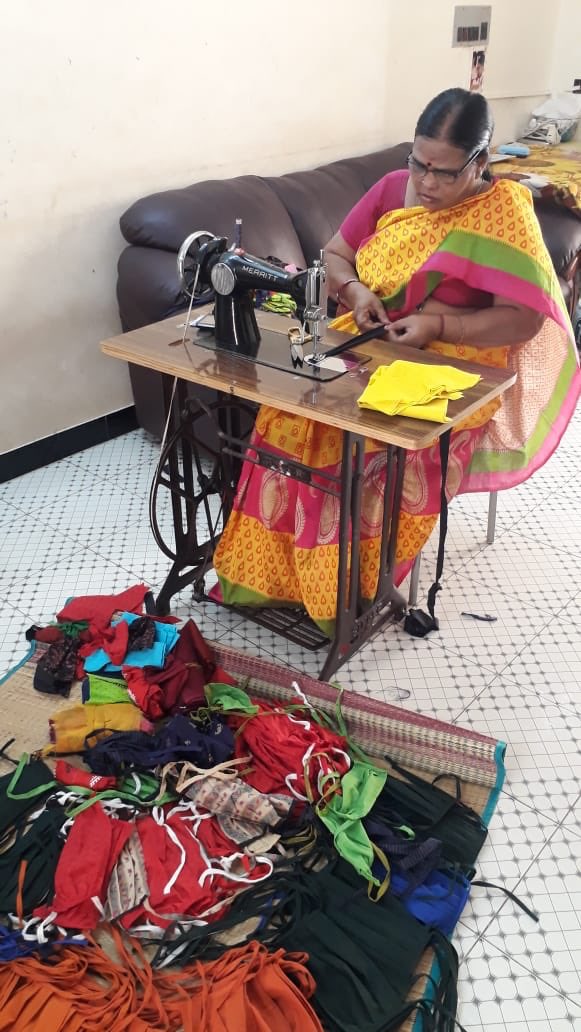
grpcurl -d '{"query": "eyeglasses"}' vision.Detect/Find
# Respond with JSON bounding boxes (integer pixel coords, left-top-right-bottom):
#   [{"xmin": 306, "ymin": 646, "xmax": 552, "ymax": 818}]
[{"xmin": 406, "ymin": 151, "xmax": 479, "ymax": 185}]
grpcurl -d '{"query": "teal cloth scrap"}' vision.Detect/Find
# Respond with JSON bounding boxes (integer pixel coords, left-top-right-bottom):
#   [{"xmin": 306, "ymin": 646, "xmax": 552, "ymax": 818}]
[{"xmin": 84, "ymin": 612, "xmax": 179, "ymax": 673}]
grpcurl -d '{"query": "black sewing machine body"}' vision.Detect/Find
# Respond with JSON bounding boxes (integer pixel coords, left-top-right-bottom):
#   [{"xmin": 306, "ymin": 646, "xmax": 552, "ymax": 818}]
[
  {"xmin": 179, "ymin": 235, "xmax": 370, "ymax": 381},
  {"xmin": 198, "ymin": 237, "xmax": 309, "ymax": 357}
]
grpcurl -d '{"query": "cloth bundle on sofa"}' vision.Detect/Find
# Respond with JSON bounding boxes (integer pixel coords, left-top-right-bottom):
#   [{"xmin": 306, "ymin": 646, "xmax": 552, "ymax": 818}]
[{"xmin": 117, "ymin": 143, "xmax": 581, "ymax": 437}]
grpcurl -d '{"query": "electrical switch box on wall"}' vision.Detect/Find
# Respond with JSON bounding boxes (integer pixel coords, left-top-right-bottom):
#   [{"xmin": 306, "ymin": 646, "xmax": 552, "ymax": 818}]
[{"xmin": 452, "ymin": 6, "xmax": 491, "ymax": 47}]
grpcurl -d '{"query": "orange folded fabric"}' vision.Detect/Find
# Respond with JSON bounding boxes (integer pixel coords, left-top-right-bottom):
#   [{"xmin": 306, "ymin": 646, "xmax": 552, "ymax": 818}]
[{"xmin": 0, "ymin": 928, "xmax": 323, "ymax": 1032}]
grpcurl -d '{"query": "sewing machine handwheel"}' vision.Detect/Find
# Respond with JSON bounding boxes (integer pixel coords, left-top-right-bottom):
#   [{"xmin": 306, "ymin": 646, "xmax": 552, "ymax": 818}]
[{"xmin": 177, "ymin": 230, "xmax": 216, "ymax": 300}]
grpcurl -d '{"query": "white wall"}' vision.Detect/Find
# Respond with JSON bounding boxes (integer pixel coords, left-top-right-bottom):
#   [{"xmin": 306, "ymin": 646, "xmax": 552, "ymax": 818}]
[
  {"xmin": 384, "ymin": 0, "xmax": 558, "ymax": 144},
  {"xmin": 551, "ymin": 0, "xmax": 581, "ymax": 93},
  {"xmin": 0, "ymin": 0, "xmax": 575, "ymax": 453}
]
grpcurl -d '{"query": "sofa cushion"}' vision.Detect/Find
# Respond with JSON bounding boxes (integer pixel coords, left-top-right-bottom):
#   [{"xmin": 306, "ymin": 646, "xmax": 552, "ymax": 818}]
[
  {"xmin": 268, "ymin": 144, "xmax": 411, "ymax": 264},
  {"xmin": 267, "ymin": 165, "xmax": 368, "ymax": 266},
  {"xmin": 330, "ymin": 143, "xmax": 413, "ymax": 193},
  {"xmin": 120, "ymin": 175, "xmax": 307, "ymax": 267},
  {"xmin": 558, "ymin": 275, "xmax": 572, "ymax": 311}
]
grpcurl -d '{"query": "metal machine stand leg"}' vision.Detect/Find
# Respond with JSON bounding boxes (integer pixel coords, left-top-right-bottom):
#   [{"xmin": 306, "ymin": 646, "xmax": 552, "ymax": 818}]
[
  {"xmin": 408, "ymin": 552, "xmax": 422, "ymax": 607},
  {"xmin": 487, "ymin": 491, "xmax": 498, "ymax": 545}
]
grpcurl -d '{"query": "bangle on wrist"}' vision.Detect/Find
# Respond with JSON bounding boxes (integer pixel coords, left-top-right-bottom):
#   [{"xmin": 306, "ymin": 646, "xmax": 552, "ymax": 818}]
[
  {"xmin": 436, "ymin": 313, "xmax": 444, "ymax": 340},
  {"xmin": 336, "ymin": 277, "xmax": 359, "ymax": 304}
]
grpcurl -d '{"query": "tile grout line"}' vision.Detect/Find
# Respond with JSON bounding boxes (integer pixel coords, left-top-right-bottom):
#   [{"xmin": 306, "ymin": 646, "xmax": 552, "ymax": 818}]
[
  {"xmin": 556, "ymin": 790, "xmax": 581, "ymax": 832},
  {"xmin": 451, "ymin": 667, "xmax": 581, "ymax": 724},
  {"xmin": 471, "ymin": 928, "xmax": 581, "ymax": 1014},
  {"xmin": 462, "ymin": 815, "xmax": 565, "ymax": 947}
]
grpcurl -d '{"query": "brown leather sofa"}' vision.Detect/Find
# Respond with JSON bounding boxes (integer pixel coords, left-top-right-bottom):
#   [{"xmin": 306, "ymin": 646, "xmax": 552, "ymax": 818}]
[{"xmin": 117, "ymin": 143, "xmax": 581, "ymax": 437}]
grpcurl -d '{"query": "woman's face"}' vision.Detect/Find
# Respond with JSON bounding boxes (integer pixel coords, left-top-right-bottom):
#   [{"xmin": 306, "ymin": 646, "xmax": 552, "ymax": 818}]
[{"xmin": 409, "ymin": 135, "xmax": 486, "ymax": 211}]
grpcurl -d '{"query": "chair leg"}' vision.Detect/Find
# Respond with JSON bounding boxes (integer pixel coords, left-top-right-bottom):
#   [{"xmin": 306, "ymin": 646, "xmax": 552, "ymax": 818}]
[
  {"xmin": 408, "ymin": 552, "xmax": 422, "ymax": 607},
  {"xmin": 487, "ymin": 491, "xmax": 498, "ymax": 545}
]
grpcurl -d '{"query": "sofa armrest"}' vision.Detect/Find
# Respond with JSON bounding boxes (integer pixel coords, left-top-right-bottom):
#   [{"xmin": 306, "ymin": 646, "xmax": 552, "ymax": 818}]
[
  {"xmin": 117, "ymin": 246, "xmax": 188, "ymax": 332},
  {"xmin": 119, "ymin": 176, "xmax": 307, "ymax": 269}
]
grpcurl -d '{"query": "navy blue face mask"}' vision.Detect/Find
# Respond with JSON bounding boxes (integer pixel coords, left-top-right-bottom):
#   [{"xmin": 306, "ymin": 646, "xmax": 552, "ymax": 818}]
[{"xmin": 84, "ymin": 714, "xmax": 234, "ymax": 776}]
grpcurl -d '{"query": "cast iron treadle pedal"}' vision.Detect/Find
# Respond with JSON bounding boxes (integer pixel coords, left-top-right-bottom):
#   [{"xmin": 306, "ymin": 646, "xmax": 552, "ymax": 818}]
[{"xmin": 204, "ymin": 598, "xmax": 330, "ymax": 651}]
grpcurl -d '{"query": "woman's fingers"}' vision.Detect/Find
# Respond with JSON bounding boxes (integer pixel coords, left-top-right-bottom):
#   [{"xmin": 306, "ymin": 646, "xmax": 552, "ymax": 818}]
[
  {"xmin": 367, "ymin": 296, "xmax": 390, "ymax": 325},
  {"xmin": 356, "ymin": 315, "xmax": 386, "ymax": 333},
  {"xmin": 387, "ymin": 318, "xmax": 427, "ymax": 348},
  {"xmin": 387, "ymin": 319, "xmax": 412, "ymax": 339},
  {"xmin": 353, "ymin": 301, "xmax": 389, "ymax": 333},
  {"xmin": 348, "ymin": 285, "xmax": 389, "ymax": 333}
]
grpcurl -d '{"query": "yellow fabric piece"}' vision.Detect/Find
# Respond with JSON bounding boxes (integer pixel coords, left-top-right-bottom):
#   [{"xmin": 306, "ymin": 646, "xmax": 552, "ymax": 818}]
[
  {"xmin": 43, "ymin": 703, "xmax": 145, "ymax": 755},
  {"xmin": 357, "ymin": 361, "xmax": 481, "ymax": 423}
]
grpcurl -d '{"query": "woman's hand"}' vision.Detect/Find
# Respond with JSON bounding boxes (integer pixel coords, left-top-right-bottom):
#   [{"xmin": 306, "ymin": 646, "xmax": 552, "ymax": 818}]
[
  {"xmin": 342, "ymin": 282, "xmax": 390, "ymax": 333},
  {"xmin": 387, "ymin": 313, "xmax": 442, "ymax": 349}
]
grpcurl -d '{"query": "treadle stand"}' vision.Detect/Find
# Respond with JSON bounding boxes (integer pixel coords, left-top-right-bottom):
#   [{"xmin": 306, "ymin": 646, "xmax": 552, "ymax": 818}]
[{"xmin": 151, "ymin": 375, "xmax": 407, "ymax": 680}]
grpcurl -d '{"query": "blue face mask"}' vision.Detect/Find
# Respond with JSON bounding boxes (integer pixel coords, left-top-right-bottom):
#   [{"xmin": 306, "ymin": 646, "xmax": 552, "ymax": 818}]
[
  {"xmin": 377, "ymin": 862, "xmax": 471, "ymax": 937},
  {"xmin": 0, "ymin": 924, "xmax": 88, "ymax": 963}
]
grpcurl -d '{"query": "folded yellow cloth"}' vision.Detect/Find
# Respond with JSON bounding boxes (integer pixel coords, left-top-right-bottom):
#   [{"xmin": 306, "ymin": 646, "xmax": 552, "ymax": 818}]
[
  {"xmin": 43, "ymin": 702, "xmax": 149, "ymax": 755},
  {"xmin": 357, "ymin": 361, "xmax": 481, "ymax": 423}
]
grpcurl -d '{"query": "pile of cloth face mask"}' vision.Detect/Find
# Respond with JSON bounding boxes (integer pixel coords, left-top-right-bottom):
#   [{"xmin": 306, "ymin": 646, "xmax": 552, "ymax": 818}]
[
  {"xmin": 0, "ymin": 584, "xmax": 525, "ymax": 1032},
  {"xmin": 357, "ymin": 360, "xmax": 481, "ymax": 423}
]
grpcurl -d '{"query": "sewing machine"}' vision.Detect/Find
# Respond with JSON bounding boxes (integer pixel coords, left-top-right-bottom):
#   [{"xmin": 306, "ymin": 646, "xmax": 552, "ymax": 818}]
[{"xmin": 176, "ymin": 232, "xmax": 369, "ymax": 381}]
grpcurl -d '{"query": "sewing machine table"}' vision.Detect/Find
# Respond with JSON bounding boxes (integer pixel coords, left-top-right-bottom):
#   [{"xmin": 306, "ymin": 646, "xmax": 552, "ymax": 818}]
[{"xmin": 102, "ymin": 309, "xmax": 515, "ymax": 680}]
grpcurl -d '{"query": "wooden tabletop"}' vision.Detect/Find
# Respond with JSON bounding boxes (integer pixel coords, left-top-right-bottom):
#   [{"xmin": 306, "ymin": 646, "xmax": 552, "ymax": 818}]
[{"xmin": 102, "ymin": 309, "xmax": 516, "ymax": 451}]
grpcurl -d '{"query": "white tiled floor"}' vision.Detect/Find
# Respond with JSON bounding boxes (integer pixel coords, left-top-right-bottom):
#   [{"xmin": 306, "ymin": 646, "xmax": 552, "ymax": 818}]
[{"xmin": 1, "ymin": 413, "xmax": 580, "ymax": 1031}]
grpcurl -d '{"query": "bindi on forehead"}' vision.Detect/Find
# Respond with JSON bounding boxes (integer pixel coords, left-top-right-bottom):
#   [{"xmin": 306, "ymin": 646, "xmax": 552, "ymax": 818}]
[{"xmin": 413, "ymin": 136, "xmax": 468, "ymax": 168}]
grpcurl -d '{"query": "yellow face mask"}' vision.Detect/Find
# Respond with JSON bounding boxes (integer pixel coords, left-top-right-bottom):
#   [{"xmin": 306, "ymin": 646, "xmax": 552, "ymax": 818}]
[
  {"xmin": 357, "ymin": 360, "xmax": 481, "ymax": 423},
  {"xmin": 43, "ymin": 703, "xmax": 150, "ymax": 756}
]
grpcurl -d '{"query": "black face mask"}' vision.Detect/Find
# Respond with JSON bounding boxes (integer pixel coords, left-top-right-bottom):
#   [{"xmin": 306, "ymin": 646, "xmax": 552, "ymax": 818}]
[
  {"xmin": 278, "ymin": 862, "xmax": 433, "ymax": 1031},
  {"xmin": 363, "ymin": 818, "xmax": 443, "ymax": 894},
  {"xmin": 84, "ymin": 714, "xmax": 234, "ymax": 775},
  {"xmin": 153, "ymin": 856, "xmax": 462, "ymax": 1032},
  {"xmin": 0, "ymin": 805, "xmax": 67, "ymax": 914},
  {"xmin": 372, "ymin": 760, "xmax": 487, "ymax": 870},
  {"xmin": 0, "ymin": 758, "xmax": 66, "ymax": 916},
  {"xmin": 0, "ymin": 759, "xmax": 57, "ymax": 842}
]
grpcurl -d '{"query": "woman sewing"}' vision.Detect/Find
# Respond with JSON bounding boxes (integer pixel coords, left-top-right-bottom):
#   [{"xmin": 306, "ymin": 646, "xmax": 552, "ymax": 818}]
[{"xmin": 213, "ymin": 88, "xmax": 580, "ymax": 635}]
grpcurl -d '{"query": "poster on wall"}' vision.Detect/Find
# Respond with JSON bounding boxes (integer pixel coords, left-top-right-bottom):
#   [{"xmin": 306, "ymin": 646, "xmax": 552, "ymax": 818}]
[{"xmin": 470, "ymin": 50, "xmax": 486, "ymax": 92}]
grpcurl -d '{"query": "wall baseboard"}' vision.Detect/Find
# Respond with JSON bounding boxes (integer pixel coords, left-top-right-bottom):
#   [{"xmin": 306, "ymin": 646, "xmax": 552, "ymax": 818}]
[{"xmin": 0, "ymin": 407, "xmax": 139, "ymax": 483}]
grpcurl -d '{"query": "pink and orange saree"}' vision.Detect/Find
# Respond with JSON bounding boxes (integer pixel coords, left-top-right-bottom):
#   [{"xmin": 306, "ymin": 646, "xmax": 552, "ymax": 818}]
[{"xmin": 213, "ymin": 179, "xmax": 580, "ymax": 633}]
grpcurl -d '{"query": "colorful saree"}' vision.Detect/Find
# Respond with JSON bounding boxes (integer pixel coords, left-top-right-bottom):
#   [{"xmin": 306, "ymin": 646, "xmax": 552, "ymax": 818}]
[{"xmin": 213, "ymin": 179, "xmax": 580, "ymax": 633}]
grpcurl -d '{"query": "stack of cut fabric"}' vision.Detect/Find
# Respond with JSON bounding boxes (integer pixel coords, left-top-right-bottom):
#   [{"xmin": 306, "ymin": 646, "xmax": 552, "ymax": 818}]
[
  {"xmin": 0, "ymin": 584, "xmax": 509, "ymax": 1031},
  {"xmin": 357, "ymin": 360, "xmax": 481, "ymax": 422}
]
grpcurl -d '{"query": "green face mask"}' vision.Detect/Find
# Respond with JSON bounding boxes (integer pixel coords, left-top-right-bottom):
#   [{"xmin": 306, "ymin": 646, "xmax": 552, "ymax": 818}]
[
  {"xmin": 315, "ymin": 760, "xmax": 387, "ymax": 886},
  {"xmin": 204, "ymin": 682, "xmax": 259, "ymax": 715},
  {"xmin": 84, "ymin": 673, "xmax": 128, "ymax": 705}
]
